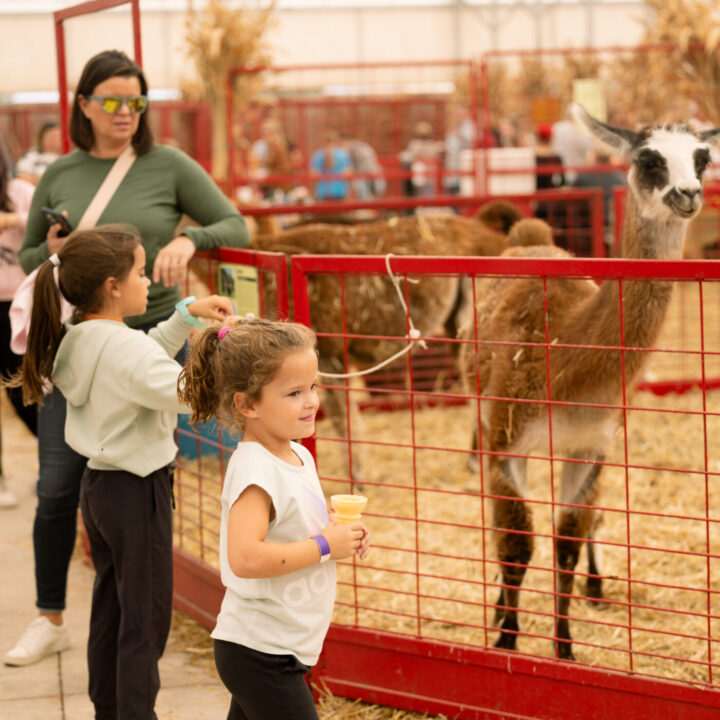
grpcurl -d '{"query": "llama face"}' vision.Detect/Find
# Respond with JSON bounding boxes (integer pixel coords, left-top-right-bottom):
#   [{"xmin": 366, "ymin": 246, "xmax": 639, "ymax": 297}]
[
  {"xmin": 628, "ymin": 127, "xmax": 710, "ymax": 222},
  {"xmin": 571, "ymin": 104, "xmax": 720, "ymax": 224}
]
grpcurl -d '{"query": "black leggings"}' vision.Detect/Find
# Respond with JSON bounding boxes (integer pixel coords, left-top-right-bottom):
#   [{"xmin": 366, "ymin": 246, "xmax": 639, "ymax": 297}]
[{"xmin": 214, "ymin": 639, "xmax": 318, "ymax": 720}]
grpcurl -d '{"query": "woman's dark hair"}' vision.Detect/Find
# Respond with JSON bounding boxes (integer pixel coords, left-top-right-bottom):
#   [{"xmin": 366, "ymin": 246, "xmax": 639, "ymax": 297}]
[
  {"xmin": 10, "ymin": 224, "xmax": 140, "ymax": 406},
  {"xmin": 0, "ymin": 139, "xmax": 13, "ymax": 213},
  {"xmin": 70, "ymin": 50, "xmax": 153, "ymax": 156},
  {"xmin": 36, "ymin": 120, "xmax": 59, "ymax": 152}
]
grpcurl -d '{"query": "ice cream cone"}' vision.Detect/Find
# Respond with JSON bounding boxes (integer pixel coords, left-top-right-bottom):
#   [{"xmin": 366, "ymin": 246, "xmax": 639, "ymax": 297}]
[{"xmin": 331, "ymin": 494, "xmax": 368, "ymax": 524}]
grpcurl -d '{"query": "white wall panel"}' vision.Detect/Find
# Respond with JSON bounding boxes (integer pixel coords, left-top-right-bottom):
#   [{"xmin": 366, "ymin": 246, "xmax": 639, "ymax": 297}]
[{"xmin": 0, "ymin": 3, "xmax": 650, "ymax": 95}]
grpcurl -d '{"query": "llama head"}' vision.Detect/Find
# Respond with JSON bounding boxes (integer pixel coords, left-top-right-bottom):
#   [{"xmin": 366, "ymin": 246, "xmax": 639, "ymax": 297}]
[{"xmin": 571, "ymin": 104, "xmax": 720, "ymax": 224}]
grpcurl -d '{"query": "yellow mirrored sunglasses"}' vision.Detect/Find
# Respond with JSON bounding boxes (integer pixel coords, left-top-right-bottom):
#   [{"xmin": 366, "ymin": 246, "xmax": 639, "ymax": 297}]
[{"xmin": 86, "ymin": 95, "xmax": 148, "ymax": 115}]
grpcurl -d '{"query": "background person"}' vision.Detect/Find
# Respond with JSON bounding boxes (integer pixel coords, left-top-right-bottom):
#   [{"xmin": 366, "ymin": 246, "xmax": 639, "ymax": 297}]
[
  {"xmin": 572, "ymin": 144, "xmax": 626, "ymax": 255},
  {"xmin": 4, "ymin": 48, "xmax": 248, "ymax": 668},
  {"xmin": 551, "ymin": 107, "xmax": 593, "ymax": 184},
  {"xmin": 9, "ymin": 224, "xmax": 232, "ymax": 716},
  {"xmin": 443, "ymin": 104, "xmax": 475, "ymax": 195},
  {"xmin": 0, "ymin": 139, "xmax": 37, "ymax": 508},
  {"xmin": 16, "ymin": 120, "xmax": 62, "ymax": 185},
  {"xmin": 309, "ymin": 130, "xmax": 352, "ymax": 201},
  {"xmin": 534, "ymin": 122, "xmax": 566, "ymax": 230},
  {"xmin": 249, "ymin": 119, "xmax": 295, "ymax": 201},
  {"xmin": 340, "ymin": 133, "xmax": 385, "ymax": 200},
  {"xmin": 399, "ymin": 121, "xmax": 443, "ymax": 198},
  {"xmin": 178, "ymin": 317, "xmax": 370, "ymax": 720}
]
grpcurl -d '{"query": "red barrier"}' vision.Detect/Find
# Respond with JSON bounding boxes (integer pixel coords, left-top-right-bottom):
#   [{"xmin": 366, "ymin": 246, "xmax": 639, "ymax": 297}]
[
  {"xmin": 173, "ymin": 247, "xmax": 288, "ymax": 628},
  {"xmin": 226, "ymin": 59, "xmax": 479, "ymax": 198},
  {"xmin": 290, "ymin": 253, "xmax": 720, "ymax": 717},
  {"xmin": 174, "ymin": 249, "xmax": 720, "ymax": 716}
]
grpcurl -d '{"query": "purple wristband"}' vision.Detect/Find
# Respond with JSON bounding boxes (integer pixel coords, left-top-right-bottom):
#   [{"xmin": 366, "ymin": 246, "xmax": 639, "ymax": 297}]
[{"xmin": 312, "ymin": 534, "xmax": 331, "ymax": 562}]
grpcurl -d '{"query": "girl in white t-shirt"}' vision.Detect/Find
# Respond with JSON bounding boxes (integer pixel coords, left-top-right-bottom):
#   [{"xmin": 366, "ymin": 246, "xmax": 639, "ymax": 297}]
[{"xmin": 179, "ymin": 318, "xmax": 370, "ymax": 720}]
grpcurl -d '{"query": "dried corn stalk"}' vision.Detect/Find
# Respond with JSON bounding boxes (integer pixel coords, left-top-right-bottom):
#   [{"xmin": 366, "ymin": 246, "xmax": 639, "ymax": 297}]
[
  {"xmin": 182, "ymin": 0, "xmax": 276, "ymax": 179},
  {"xmin": 639, "ymin": 0, "xmax": 720, "ymax": 125}
]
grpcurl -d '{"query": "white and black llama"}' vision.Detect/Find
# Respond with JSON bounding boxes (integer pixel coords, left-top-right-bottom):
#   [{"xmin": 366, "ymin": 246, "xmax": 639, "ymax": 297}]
[{"xmin": 460, "ymin": 105, "xmax": 720, "ymax": 660}]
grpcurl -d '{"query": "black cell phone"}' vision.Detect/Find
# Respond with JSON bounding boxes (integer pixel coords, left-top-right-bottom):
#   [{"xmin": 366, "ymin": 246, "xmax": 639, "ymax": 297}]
[{"xmin": 41, "ymin": 207, "xmax": 73, "ymax": 237}]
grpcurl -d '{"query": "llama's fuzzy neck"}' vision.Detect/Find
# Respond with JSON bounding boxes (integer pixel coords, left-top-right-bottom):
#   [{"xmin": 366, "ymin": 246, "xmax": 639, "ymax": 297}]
[
  {"xmin": 618, "ymin": 189, "xmax": 689, "ymax": 260},
  {"xmin": 579, "ymin": 190, "xmax": 689, "ymax": 383}
]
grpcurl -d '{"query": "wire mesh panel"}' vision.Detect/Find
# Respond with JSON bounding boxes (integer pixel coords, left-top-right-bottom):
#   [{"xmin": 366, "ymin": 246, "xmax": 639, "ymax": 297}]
[
  {"xmin": 172, "ymin": 247, "xmax": 288, "ymax": 626},
  {"xmin": 291, "ymin": 253, "xmax": 720, "ymax": 719}
]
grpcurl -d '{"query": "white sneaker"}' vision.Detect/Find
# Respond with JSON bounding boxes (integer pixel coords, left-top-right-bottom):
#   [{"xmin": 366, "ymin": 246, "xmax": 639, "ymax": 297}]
[
  {"xmin": 4, "ymin": 617, "xmax": 71, "ymax": 666},
  {"xmin": 0, "ymin": 475, "xmax": 17, "ymax": 508}
]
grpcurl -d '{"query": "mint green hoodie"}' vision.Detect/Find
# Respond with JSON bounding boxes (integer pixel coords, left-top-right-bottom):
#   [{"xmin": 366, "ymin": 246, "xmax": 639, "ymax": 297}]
[{"xmin": 52, "ymin": 313, "xmax": 192, "ymax": 477}]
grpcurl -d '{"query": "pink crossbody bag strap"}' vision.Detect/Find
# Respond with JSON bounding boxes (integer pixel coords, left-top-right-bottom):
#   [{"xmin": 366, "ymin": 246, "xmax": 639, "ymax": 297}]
[
  {"xmin": 9, "ymin": 145, "xmax": 137, "ymax": 355},
  {"xmin": 76, "ymin": 144, "xmax": 137, "ymax": 230}
]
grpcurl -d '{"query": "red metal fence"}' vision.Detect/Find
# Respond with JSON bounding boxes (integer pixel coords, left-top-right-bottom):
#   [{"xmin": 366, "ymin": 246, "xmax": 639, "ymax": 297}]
[
  {"xmin": 173, "ymin": 246, "xmax": 288, "ymax": 626},
  {"xmin": 175, "ymin": 248, "xmax": 720, "ymax": 718},
  {"xmin": 0, "ymin": 101, "xmax": 213, "ymax": 173},
  {"xmin": 226, "ymin": 59, "xmax": 479, "ymax": 199}
]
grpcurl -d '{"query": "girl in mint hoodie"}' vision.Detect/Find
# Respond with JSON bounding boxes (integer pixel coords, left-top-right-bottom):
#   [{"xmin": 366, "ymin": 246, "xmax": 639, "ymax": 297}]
[{"xmin": 11, "ymin": 223, "xmax": 232, "ymax": 720}]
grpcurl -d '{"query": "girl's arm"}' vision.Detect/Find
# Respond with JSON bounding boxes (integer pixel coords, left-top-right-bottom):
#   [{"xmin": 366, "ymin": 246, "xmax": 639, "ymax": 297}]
[
  {"xmin": 228, "ymin": 485, "xmax": 367, "ymax": 579},
  {"xmin": 148, "ymin": 294, "xmax": 233, "ymax": 357}
]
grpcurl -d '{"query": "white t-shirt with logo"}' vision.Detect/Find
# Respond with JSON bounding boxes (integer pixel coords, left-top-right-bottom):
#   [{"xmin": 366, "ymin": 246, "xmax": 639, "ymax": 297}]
[{"xmin": 212, "ymin": 441, "xmax": 336, "ymax": 666}]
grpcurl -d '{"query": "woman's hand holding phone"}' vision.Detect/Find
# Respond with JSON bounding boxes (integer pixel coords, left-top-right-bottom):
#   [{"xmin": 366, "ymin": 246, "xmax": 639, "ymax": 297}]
[{"xmin": 41, "ymin": 208, "xmax": 72, "ymax": 254}]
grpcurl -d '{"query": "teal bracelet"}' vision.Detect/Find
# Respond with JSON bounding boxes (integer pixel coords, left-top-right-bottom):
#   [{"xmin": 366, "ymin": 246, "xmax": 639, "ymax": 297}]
[{"xmin": 175, "ymin": 296, "xmax": 205, "ymax": 329}]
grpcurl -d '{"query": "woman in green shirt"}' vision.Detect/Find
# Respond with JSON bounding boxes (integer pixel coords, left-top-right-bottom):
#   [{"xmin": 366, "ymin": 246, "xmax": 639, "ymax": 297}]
[{"xmin": 5, "ymin": 50, "xmax": 248, "ymax": 675}]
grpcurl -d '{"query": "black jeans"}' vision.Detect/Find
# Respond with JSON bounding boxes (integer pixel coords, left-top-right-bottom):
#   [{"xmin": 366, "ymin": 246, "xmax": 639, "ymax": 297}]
[
  {"xmin": 80, "ymin": 465, "xmax": 174, "ymax": 720},
  {"xmin": 35, "ymin": 386, "xmax": 87, "ymax": 611},
  {"xmin": 214, "ymin": 639, "xmax": 318, "ymax": 720}
]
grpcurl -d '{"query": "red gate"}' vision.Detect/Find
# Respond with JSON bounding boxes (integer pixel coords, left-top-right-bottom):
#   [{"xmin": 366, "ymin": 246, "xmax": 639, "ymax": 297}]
[
  {"xmin": 226, "ymin": 59, "xmax": 479, "ymax": 199},
  {"xmin": 174, "ymin": 249, "xmax": 720, "ymax": 716},
  {"xmin": 288, "ymin": 253, "xmax": 720, "ymax": 718}
]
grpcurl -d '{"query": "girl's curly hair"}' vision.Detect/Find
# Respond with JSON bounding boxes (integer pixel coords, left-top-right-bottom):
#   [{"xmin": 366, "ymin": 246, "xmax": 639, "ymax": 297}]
[{"xmin": 178, "ymin": 317, "xmax": 316, "ymax": 433}]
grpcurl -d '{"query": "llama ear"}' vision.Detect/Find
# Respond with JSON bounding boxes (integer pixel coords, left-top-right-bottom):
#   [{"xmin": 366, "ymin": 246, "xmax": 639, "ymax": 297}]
[
  {"xmin": 699, "ymin": 128, "xmax": 720, "ymax": 147},
  {"xmin": 570, "ymin": 103, "xmax": 638, "ymax": 157}
]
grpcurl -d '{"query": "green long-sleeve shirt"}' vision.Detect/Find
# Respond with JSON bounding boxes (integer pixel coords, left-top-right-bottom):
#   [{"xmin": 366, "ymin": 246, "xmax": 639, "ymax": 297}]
[{"xmin": 21, "ymin": 144, "xmax": 249, "ymax": 327}]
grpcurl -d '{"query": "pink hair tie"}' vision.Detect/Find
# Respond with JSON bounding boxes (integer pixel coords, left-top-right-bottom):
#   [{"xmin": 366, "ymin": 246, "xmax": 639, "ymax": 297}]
[{"xmin": 218, "ymin": 326, "xmax": 231, "ymax": 341}]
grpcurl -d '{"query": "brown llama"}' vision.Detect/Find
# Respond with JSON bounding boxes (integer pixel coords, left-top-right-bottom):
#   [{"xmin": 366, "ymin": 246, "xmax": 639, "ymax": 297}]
[
  {"xmin": 248, "ymin": 203, "xmax": 526, "ymax": 486},
  {"xmin": 459, "ymin": 105, "xmax": 720, "ymax": 660}
]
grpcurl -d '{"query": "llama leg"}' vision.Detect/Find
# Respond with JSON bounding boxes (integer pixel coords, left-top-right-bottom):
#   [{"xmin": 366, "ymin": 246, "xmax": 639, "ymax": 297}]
[
  {"xmin": 555, "ymin": 454, "xmax": 603, "ymax": 661},
  {"xmin": 321, "ymin": 383, "xmax": 365, "ymax": 491},
  {"xmin": 467, "ymin": 411, "xmax": 490, "ymax": 476},
  {"xmin": 585, "ymin": 509, "xmax": 604, "ymax": 602},
  {"xmin": 467, "ymin": 416, "xmax": 480, "ymax": 473},
  {"xmin": 491, "ymin": 456, "xmax": 532, "ymax": 651}
]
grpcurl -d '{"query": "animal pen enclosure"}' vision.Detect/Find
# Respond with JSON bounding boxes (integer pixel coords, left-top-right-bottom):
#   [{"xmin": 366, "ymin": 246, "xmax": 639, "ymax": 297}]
[
  {"xmin": 38, "ymin": 5, "xmax": 720, "ymax": 712},
  {"xmin": 175, "ymin": 249, "xmax": 720, "ymax": 718}
]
